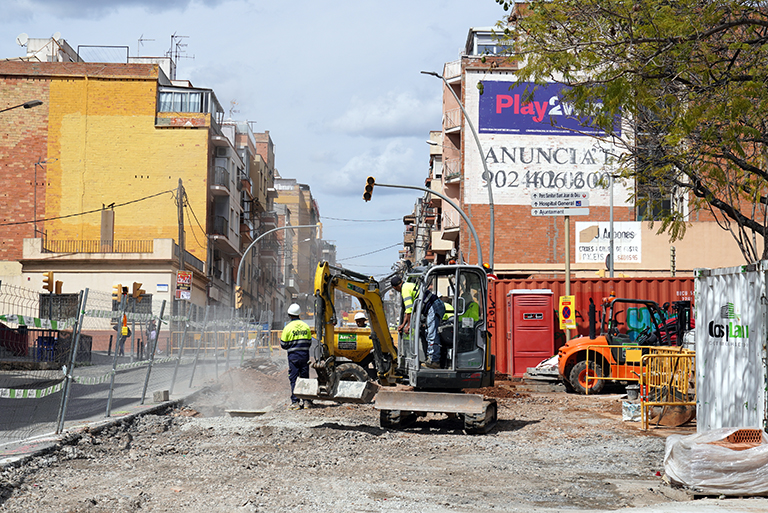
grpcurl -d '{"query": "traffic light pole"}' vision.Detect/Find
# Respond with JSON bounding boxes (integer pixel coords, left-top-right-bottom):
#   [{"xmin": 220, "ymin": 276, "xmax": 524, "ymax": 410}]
[{"xmin": 372, "ymin": 181, "xmax": 484, "ymax": 267}]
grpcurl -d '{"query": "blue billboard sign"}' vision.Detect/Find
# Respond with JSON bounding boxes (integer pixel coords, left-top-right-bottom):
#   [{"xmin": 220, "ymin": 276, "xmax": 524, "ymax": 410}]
[{"xmin": 478, "ymin": 81, "xmax": 618, "ymax": 137}]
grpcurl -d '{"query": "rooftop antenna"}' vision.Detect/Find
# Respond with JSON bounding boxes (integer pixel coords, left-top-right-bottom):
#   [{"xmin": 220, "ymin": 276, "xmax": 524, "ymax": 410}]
[
  {"xmin": 229, "ymin": 100, "xmax": 240, "ymax": 119},
  {"xmin": 167, "ymin": 33, "xmax": 194, "ymax": 79},
  {"xmin": 137, "ymin": 34, "xmax": 155, "ymax": 57}
]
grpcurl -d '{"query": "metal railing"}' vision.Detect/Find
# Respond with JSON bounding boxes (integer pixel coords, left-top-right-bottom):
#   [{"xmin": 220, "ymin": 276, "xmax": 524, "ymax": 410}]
[
  {"xmin": 43, "ymin": 239, "xmax": 154, "ymax": 254},
  {"xmin": 444, "ymin": 108, "xmax": 462, "ymax": 130},
  {"xmin": 213, "ymin": 166, "xmax": 230, "ymax": 188},
  {"xmin": 443, "ymin": 160, "xmax": 461, "ymax": 182},
  {"xmin": 212, "ymin": 215, "xmax": 228, "ymax": 236},
  {"xmin": 640, "ymin": 352, "xmax": 696, "ymax": 430},
  {"xmin": 584, "ymin": 344, "xmax": 695, "ymax": 393},
  {"xmin": 442, "ymin": 208, "xmax": 461, "ymax": 230}
]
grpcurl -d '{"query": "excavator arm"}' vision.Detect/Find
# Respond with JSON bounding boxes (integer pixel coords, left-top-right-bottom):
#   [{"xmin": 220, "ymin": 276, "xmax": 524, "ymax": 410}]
[{"xmin": 314, "ymin": 261, "xmax": 398, "ymax": 385}]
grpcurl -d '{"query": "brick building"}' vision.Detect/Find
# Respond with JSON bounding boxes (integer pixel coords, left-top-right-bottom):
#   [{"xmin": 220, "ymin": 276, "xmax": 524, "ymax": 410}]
[
  {"xmin": 0, "ymin": 38, "xmax": 242, "ymax": 319},
  {"xmin": 419, "ymin": 26, "xmax": 752, "ymax": 278}
]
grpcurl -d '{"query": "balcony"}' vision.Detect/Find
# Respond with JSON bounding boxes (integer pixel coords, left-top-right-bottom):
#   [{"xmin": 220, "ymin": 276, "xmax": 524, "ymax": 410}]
[
  {"xmin": 211, "ymin": 166, "xmax": 229, "ymax": 196},
  {"xmin": 444, "ymin": 60, "xmax": 461, "ymax": 81},
  {"xmin": 444, "ymin": 160, "xmax": 461, "ymax": 183},
  {"xmin": 260, "ymin": 211, "xmax": 278, "ymax": 228},
  {"xmin": 259, "ymin": 239, "xmax": 279, "ymax": 263},
  {"xmin": 212, "ymin": 215, "xmax": 228, "ymax": 236},
  {"xmin": 42, "ymin": 239, "xmax": 154, "ymax": 253},
  {"xmin": 441, "ymin": 208, "xmax": 461, "ymax": 241},
  {"xmin": 444, "ymin": 108, "xmax": 462, "ymax": 133}
]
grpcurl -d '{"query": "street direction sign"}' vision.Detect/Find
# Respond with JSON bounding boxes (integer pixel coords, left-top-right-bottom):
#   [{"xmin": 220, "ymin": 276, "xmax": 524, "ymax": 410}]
[
  {"xmin": 531, "ymin": 207, "xmax": 590, "ymax": 216},
  {"xmin": 532, "ymin": 199, "xmax": 589, "ymax": 208},
  {"xmin": 531, "ymin": 191, "xmax": 589, "ymax": 201}
]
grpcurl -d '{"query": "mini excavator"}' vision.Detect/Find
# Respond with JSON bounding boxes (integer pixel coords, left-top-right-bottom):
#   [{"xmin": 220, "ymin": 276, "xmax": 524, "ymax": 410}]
[{"xmin": 294, "ymin": 260, "xmax": 497, "ymax": 434}]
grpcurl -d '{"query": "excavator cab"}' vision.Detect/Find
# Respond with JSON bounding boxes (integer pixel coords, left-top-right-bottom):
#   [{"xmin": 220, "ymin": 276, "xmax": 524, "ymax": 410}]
[{"xmin": 399, "ymin": 264, "xmax": 493, "ymax": 390}]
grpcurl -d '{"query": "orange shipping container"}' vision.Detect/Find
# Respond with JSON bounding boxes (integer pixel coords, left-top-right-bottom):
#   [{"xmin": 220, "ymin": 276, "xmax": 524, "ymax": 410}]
[{"xmin": 488, "ymin": 277, "xmax": 695, "ymax": 376}]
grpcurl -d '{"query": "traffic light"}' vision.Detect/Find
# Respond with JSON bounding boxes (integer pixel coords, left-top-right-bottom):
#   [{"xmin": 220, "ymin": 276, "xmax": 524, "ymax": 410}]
[
  {"xmin": 112, "ymin": 283, "xmax": 123, "ymax": 302},
  {"xmin": 132, "ymin": 282, "xmax": 145, "ymax": 302},
  {"xmin": 363, "ymin": 176, "xmax": 375, "ymax": 201},
  {"xmin": 55, "ymin": 281, "xmax": 63, "ymax": 295},
  {"xmin": 235, "ymin": 285, "xmax": 243, "ymax": 309},
  {"xmin": 43, "ymin": 272, "xmax": 54, "ymax": 293}
]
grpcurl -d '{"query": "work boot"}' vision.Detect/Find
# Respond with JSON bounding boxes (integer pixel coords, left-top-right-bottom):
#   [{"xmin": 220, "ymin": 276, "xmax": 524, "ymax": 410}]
[
  {"xmin": 289, "ymin": 401, "xmax": 301, "ymax": 410},
  {"xmin": 302, "ymin": 400, "xmax": 313, "ymax": 409},
  {"xmin": 421, "ymin": 360, "xmax": 440, "ymax": 369}
]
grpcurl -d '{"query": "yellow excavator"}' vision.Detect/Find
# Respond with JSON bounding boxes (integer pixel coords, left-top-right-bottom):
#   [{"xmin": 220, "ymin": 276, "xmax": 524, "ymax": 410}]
[{"xmin": 294, "ymin": 260, "xmax": 497, "ymax": 434}]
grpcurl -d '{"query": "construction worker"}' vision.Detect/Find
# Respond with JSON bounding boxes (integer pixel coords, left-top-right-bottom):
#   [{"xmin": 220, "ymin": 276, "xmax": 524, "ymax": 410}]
[
  {"xmin": 281, "ymin": 303, "xmax": 312, "ymax": 409},
  {"xmin": 391, "ymin": 275, "xmax": 445, "ymax": 369},
  {"xmin": 354, "ymin": 311, "xmax": 368, "ymax": 328}
]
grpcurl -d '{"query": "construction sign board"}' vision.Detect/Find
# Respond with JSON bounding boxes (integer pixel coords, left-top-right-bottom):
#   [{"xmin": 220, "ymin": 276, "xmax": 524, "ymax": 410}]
[
  {"xmin": 559, "ymin": 295, "xmax": 576, "ymax": 330},
  {"xmin": 176, "ymin": 271, "xmax": 192, "ymax": 300}
]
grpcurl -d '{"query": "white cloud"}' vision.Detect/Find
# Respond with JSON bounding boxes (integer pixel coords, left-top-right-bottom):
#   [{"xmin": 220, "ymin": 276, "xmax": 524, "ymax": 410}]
[
  {"xmin": 328, "ymin": 91, "xmax": 441, "ymax": 139},
  {"xmin": 317, "ymin": 139, "xmax": 423, "ymax": 197}
]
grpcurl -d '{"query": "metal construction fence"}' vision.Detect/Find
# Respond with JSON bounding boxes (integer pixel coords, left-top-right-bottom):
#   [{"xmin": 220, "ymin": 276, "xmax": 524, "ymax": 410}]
[
  {"xmin": 0, "ymin": 282, "xmax": 284, "ymax": 452},
  {"xmin": 640, "ymin": 352, "xmax": 696, "ymax": 430}
]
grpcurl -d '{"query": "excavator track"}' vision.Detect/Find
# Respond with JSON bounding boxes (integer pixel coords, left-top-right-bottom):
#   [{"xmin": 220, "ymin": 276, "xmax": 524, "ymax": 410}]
[{"xmin": 462, "ymin": 398, "xmax": 497, "ymax": 434}]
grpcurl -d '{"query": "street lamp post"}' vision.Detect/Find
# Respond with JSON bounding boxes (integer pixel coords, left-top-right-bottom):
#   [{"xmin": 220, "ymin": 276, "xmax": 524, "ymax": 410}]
[
  {"xmin": 421, "ymin": 71, "xmax": 495, "ymax": 269},
  {"xmin": 236, "ymin": 224, "xmax": 321, "ymax": 312},
  {"xmin": 0, "ymin": 99, "xmax": 43, "ymax": 114}
]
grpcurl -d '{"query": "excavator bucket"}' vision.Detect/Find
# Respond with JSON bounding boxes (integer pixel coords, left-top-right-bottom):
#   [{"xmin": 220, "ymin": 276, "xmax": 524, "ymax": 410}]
[{"xmin": 293, "ymin": 377, "xmax": 379, "ymax": 404}]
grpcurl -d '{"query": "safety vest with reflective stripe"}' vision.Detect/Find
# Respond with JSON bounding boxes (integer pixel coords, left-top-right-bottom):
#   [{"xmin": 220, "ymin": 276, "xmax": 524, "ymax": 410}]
[
  {"xmin": 401, "ymin": 282, "xmax": 417, "ymax": 314},
  {"xmin": 280, "ymin": 319, "xmax": 312, "ymax": 352}
]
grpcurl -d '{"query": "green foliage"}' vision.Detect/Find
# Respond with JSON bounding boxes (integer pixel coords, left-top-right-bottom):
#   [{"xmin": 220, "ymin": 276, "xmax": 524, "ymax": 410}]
[{"xmin": 497, "ymin": 0, "xmax": 768, "ymax": 262}]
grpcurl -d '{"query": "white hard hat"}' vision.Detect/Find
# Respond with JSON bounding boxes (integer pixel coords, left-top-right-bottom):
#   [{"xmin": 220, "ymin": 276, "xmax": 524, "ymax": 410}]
[
  {"xmin": 287, "ymin": 303, "xmax": 301, "ymax": 316},
  {"xmin": 354, "ymin": 312, "xmax": 366, "ymax": 321}
]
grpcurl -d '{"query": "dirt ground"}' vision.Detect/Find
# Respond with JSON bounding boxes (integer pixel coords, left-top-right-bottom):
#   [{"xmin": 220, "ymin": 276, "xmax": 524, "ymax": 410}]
[{"xmin": 0, "ymin": 358, "xmax": 752, "ymax": 512}]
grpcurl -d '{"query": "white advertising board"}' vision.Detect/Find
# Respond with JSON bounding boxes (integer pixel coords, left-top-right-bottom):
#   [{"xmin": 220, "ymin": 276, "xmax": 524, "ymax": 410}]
[
  {"xmin": 695, "ymin": 262, "xmax": 768, "ymax": 431},
  {"xmin": 463, "ymin": 71, "xmax": 633, "ymax": 207},
  {"xmin": 575, "ymin": 221, "xmax": 641, "ymax": 264}
]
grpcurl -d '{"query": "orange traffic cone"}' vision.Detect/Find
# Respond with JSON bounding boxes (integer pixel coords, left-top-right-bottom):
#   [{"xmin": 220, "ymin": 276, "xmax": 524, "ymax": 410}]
[{"xmin": 121, "ymin": 314, "xmax": 129, "ymax": 336}]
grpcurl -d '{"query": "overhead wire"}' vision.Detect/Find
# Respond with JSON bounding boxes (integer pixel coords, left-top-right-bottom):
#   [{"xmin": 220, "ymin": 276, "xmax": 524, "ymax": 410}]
[
  {"xmin": 0, "ymin": 189, "xmax": 175, "ymax": 227},
  {"xmin": 336, "ymin": 242, "xmax": 402, "ymax": 262},
  {"xmin": 320, "ymin": 215, "xmax": 401, "ymax": 222}
]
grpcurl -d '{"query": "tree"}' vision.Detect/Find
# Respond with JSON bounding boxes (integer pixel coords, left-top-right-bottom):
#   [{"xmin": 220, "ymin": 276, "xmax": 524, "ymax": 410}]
[{"xmin": 495, "ymin": 0, "xmax": 768, "ymax": 262}]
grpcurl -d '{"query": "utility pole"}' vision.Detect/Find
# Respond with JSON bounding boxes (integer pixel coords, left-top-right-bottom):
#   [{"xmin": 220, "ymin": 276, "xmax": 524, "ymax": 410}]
[{"xmin": 178, "ymin": 178, "xmax": 185, "ymax": 272}]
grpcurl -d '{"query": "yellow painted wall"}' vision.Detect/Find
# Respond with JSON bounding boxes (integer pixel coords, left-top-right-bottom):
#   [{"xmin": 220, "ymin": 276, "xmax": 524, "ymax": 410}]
[{"xmin": 44, "ymin": 75, "xmax": 209, "ymax": 262}]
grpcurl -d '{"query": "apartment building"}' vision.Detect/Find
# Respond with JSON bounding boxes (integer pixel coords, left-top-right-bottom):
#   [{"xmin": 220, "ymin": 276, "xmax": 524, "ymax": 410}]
[
  {"xmin": 420, "ymin": 26, "xmax": 750, "ymax": 278},
  {"xmin": 0, "ymin": 36, "xmax": 242, "ymax": 318},
  {"xmin": 273, "ymin": 177, "xmax": 321, "ymax": 312}
]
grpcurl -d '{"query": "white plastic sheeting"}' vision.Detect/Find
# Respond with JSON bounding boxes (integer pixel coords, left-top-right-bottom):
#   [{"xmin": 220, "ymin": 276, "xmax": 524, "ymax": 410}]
[{"xmin": 665, "ymin": 427, "xmax": 768, "ymax": 495}]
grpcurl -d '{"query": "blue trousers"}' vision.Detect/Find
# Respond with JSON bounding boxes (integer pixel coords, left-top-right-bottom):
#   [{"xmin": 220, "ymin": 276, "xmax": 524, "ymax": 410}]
[
  {"xmin": 426, "ymin": 299, "xmax": 446, "ymax": 362},
  {"xmin": 288, "ymin": 350, "xmax": 309, "ymax": 403}
]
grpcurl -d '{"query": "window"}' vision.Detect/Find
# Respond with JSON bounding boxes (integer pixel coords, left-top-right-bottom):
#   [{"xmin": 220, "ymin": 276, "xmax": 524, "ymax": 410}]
[{"xmin": 158, "ymin": 90, "xmax": 207, "ymax": 113}]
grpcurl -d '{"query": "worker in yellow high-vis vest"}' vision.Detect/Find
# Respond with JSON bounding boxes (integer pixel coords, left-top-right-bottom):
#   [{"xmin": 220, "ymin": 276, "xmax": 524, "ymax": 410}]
[
  {"xmin": 391, "ymin": 275, "xmax": 445, "ymax": 369},
  {"xmin": 280, "ymin": 303, "xmax": 312, "ymax": 409}
]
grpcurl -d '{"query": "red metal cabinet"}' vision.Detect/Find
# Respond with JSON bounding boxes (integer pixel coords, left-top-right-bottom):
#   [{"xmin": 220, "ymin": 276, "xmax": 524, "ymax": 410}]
[{"xmin": 506, "ymin": 289, "xmax": 554, "ymax": 377}]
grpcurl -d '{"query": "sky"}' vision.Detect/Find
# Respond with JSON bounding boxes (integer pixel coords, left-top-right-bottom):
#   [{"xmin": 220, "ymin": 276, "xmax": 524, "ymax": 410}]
[{"xmin": 1, "ymin": 0, "xmax": 508, "ymax": 278}]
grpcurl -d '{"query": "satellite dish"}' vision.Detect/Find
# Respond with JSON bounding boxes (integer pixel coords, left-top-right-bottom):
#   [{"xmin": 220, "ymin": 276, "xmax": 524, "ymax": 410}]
[
  {"xmin": 16, "ymin": 33, "xmax": 28, "ymax": 47},
  {"xmin": 52, "ymin": 32, "xmax": 61, "ymax": 41}
]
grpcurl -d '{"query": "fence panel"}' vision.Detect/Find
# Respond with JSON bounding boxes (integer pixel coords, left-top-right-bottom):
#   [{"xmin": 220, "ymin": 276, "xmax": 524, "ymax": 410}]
[{"xmin": 0, "ymin": 283, "xmax": 286, "ymax": 452}]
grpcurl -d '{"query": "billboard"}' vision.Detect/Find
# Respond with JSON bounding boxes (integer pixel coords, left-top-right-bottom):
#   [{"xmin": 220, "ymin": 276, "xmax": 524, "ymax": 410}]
[
  {"xmin": 478, "ymin": 81, "xmax": 618, "ymax": 137},
  {"xmin": 463, "ymin": 73, "xmax": 632, "ymax": 207},
  {"xmin": 575, "ymin": 221, "xmax": 641, "ymax": 264}
]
